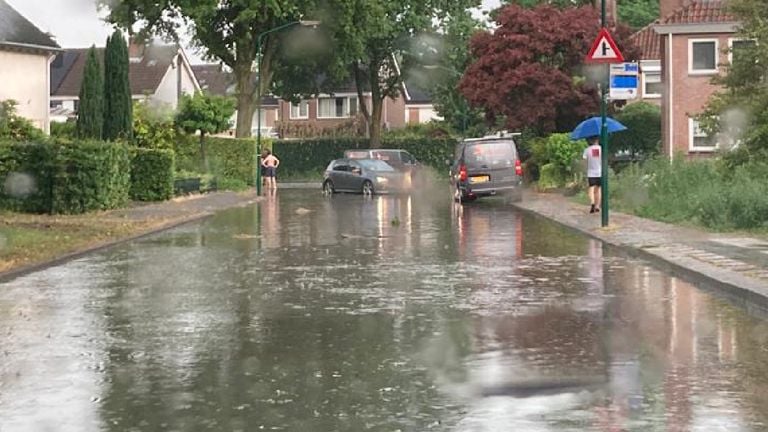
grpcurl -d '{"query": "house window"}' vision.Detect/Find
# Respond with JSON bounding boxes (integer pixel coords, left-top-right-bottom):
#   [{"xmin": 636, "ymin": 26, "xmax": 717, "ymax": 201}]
[
  {"xmin": 729, "ymin": 38, "xmax": 757, "ymax": 65},
  {"xmin": 50, "ymin": 100, "xmax": 63, "ymax": 109},
  {"xmin": 641, "ymin": 60, "xmax": 662, "ymax": 98},
  {"xmin": 689, "ymin": 118, "xmax": 717, "ymax": 152},
  {"xmin": 318, "ymin": 96, "xmax": 358, "ymax": 119},
  {"xmin": 290, "ymin": 101, "xmax": 308, "ymax": 119},
  {"xmin": 689, "ymin": 39, "xmax": 718, "ymax": 74}
]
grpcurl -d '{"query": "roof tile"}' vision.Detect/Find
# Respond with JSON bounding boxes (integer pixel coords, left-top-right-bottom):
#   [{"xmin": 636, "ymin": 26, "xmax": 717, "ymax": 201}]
[
  {"xmin": 630, "ymin": 21, "xmax": 662, "ymax": 60},
  {"xmin": 661, "ymin": 0, "xmax": 736, "ymax": 25}
]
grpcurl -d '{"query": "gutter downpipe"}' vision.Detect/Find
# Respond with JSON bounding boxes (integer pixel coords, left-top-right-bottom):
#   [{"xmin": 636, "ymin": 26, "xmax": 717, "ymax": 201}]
[{"xmin": 667, "ymin": 30, "xmax": 674, "ymax": 162}]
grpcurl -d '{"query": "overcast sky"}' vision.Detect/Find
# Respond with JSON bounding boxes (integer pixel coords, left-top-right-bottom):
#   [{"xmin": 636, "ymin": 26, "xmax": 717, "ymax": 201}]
[{"xmin": 8, "ymin": 0, "xmax": 502, "ymax": 64}]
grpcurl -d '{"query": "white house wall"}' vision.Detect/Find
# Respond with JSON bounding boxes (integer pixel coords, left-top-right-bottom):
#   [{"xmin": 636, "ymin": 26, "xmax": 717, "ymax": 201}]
[
  {"xmin": 0, "ymin": 50, "xmax": 52, "ymax": 133},
  {"xmin": 153, "ymin": 55, "xmax": 198, "ymax": 109}
]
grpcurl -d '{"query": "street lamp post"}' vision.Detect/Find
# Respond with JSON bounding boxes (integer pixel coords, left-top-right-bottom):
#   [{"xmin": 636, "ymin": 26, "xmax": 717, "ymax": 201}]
[{"xmin": 255, "ymin": 20, "xmax": 320, "ymax": 195}]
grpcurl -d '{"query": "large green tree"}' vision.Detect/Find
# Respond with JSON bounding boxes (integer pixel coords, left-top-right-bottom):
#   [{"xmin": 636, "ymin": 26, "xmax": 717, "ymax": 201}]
[
  {"xmin": 99, "ymin": 0, "xmax": 320, "ymax": 138},
  {"xmin": 175, "ymin": 92, "xmax": 236, "ymax": 172},
  {"xmin": 321, "ymin": 0, "xmax": 479, "ymax": 147},
  {"xmin": 103, "ymin": 31, "xmax": 133, "ymax": 141},
  {"xmin": 700, "ymin": 0, "xmax": 766, "ymax": 156},
  {"xmin": 76, "ymin": 46, "xmax": 104, "ymax": 139}
]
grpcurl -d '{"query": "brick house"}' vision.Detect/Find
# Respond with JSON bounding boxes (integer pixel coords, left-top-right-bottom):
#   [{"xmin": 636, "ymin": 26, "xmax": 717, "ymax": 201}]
[
  {"xmin": 0, "ymin": 0, "xmax": 60, "ymax": 133},
  {"xmin": 50, "ymin": 42, "xmax": 201, "ymax": 121},
  {"xmin": 654, "ymin": 0, "xmax": 739, "ymax": 159},
  {"xmin": 276, "ymin": 79, "xmax": 439, "ymax": 138},
  {"xmin": 191, "ymin": 64, "xmax": 280, "ymax": 137}
]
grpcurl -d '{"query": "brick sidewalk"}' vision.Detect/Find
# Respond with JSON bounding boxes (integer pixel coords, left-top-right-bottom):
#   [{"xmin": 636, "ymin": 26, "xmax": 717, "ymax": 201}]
[{"xmin": 514, "ymin": 191, "xmax": 768, "ymax": 306}]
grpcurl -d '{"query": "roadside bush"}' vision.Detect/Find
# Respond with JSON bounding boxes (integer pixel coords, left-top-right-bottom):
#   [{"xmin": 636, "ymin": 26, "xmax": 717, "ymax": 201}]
[
  {"xmin": 612, "ymin": 102, "xmax": 661, "ymax": 160},
  {"xmin": 50, "ymin": 121, "xmax": 77, "ymax": 139},
  {"xmin": 0, "ymin": 100, "xmax": 45, "ymax": 141},
  {"xmin": 175, "ymin": 135, "xmax": 261, "ymax": 186},
  {"xmin": 0, "ymin": 140, "xmax": 131, "ymax": 214},
  {"xmin": 130, "ymin": 148, "xmax": 174, "ymax": 201},
  {"xmin": 610, "ymin": 157, "xmax": 768, "ymax": 231},
  {"xmin": 133, "ymin": 102, "xmax": 177, "ymax": 150},
  {"xmin": 0, "ymin": 140, "xmax": 54, "ymax": 212}
]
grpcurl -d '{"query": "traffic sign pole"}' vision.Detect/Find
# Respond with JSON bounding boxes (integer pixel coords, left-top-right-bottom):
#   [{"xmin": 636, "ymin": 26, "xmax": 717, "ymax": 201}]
[{"xmin": 600, "ymin": 0, "xmax": 609, "ymax": 228}]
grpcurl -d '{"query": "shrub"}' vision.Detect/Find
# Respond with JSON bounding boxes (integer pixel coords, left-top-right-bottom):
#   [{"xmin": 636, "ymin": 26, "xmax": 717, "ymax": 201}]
[
  {"xmin": 130, "ymin": 148, "xmax": 175, "ymax": 201},
  {"xmin": 610, "ymin": 157, "xmax": 768, "ymax": 231},
  {"xmin": 133, "ymin": 102, "xmax": 177, "ymax": 150},
  {"xmin": 0, "ymin": 100, "xmax": 45, "ymax": 141},
  {"xmin": 612, "ymin": 102, "xmax": 661, "ymax": 160},
  {"xmin": 50, "ymin": 121, "xmax": 77, "ymax": 139},
  {"xmin": 175, "ymin": 135, "xmax": 259, "ymax": 185},
  {"xmin": 0, "ymin": 139, "xmax": 131, "ymax": 214}
]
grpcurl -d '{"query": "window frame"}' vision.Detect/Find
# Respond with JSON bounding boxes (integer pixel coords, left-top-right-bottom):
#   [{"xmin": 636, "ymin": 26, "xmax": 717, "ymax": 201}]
[
  {"xmin": 641, "ymin": 60, "xmax": 662, "ymax": 99},
  {"xmin": 689, "ymin": 117, "xmax": 718, "ymax": 152},
  {"xmin": 728, "ymin": 37, "xmax": 756, "ymax": 64},
  {"xmin": 289, "ymin": 100, "xmax": 309, "ymax": 120},
  {"xmin": 688, "ymin": 38, "xmax": 719, "ymax": 75},
  {"xmin": 317, "ymin": 96, "xmax": 359, "ymax": 119}
]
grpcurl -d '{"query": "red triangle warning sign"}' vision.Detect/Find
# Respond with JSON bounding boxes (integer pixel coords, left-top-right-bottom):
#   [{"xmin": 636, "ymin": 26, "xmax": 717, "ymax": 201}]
[{"xmin": 585, "ymin": 28, "xmax": 624, "ymax": 63}]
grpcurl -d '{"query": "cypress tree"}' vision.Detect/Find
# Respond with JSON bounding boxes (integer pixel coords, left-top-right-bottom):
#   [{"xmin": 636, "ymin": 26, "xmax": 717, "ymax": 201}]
[
  {"xmin": 103, "ymin": 31, "xmax": 133, "ymax": 141},
  {"xmin": 76, "ymin": 46, "xmax": 103, "ymax": 139}
]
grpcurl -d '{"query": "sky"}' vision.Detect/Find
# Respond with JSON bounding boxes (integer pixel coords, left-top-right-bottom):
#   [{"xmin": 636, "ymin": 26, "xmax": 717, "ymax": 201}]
[{"xmin": 8, "ymin": 0, "xmax": 503, "ymax": 64}]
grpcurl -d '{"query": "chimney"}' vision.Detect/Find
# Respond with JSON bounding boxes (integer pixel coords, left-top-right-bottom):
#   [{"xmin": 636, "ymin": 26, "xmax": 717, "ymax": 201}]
[
  {"xmin": 128, "ymin": 38, "xmax": 145, "ymax": 63},
  {"xmin": 660, "ymin": 0, "xmax": 689, "ymax": 20}
]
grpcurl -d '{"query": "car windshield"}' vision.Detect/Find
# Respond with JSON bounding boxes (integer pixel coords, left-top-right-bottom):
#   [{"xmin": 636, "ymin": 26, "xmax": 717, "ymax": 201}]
[
  {"xmin": 357, "ymin": 159, "xmax": 395, "ymax": 172},
  {"xmin": 465, "ymin": 141, "xmax": 517, "ymax": 166}
]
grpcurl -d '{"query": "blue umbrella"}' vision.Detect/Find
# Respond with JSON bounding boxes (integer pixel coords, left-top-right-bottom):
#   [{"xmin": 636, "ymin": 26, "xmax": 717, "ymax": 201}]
[{"xmin": 570, "ymin": 116, "xmax": 627, "ymax": 140}]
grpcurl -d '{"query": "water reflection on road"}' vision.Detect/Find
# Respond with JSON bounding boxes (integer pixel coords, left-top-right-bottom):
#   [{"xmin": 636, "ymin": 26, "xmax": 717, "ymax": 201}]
[{"xmin": 1, "ymin": 190, "xmax": 767, "ymax": 431}]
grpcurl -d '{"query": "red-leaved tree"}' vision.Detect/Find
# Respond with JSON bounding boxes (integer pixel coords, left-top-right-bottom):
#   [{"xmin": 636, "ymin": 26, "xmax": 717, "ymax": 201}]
[{"xmin": 459, "ymin": 4, "xmax": 640, "ymax": 134}]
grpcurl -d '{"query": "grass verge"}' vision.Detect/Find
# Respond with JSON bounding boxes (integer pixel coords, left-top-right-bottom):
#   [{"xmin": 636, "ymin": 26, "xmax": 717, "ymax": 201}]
[{"xmin": 0, "ymin": 211, "xmax": 152, "ymax": 274}]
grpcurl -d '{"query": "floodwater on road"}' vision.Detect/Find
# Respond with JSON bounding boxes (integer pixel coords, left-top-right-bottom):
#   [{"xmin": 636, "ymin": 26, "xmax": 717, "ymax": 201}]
[{"xmin": 1, "ymin": 190, "xmax": 767, "ymax": 431}]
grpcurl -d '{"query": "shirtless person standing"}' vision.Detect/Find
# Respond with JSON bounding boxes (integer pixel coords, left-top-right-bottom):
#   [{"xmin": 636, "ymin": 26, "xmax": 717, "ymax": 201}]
[{"xmin": 262, "ymin": 150, "xmax": 280, "ymax": 190}]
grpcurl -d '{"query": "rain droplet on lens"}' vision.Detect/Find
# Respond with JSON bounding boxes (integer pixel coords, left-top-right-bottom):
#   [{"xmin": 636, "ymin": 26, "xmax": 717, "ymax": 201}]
[{"xmin": 3, "ymin": 172, "xmax": 36, "ymax": 198}]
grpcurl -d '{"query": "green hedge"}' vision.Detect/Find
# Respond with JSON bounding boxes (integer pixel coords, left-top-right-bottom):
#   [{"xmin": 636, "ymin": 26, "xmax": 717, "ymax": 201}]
[
  {"xmin": 272, "ymin": 137, "xmax": 457, "ymax": 178},
  {"xmin": 173, "ymin": 135, "xmax": 457, "ymax": 182},
  {"xmin": 130, "ymin": 148, "xmax": 175, "ymax": 201},
  {"xmin": 0, "ymin": 140, "xmax": 131, "ymax": 214},
  {"xmin": 175, "ymin": 135, "xmax": 260, "ymax": 185}
]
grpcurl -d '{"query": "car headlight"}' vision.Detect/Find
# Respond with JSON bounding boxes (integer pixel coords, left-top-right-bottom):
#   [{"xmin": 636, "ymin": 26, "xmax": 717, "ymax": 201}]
[{"xmin": 376, "ymin": 176, "xmax": 389, "ymax": 184}]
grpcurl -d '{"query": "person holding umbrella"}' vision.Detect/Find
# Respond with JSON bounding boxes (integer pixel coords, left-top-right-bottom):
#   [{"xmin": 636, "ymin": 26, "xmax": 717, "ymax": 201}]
[
  {"xmin": 583, "ymin": 136, "xmax": 602, "ymax": 214},
  {"xmin": 570, "ymin": 116, "xmax": 628, "ymax": 214}
]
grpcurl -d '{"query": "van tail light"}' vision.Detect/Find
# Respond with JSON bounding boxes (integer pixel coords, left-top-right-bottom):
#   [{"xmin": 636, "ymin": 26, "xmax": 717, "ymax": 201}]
[
  {"xmin": 515, "ymin": 159, "xmax": 523, "ymax": 177},
  {"xmin": 459, "ymin": 164, "xmax": 468, "ymax": 182}
]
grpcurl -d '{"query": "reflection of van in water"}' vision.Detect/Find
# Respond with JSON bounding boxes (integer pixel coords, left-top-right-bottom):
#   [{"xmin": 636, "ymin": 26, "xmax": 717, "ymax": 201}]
[{"xmin": 450, "ymin": 133, "xmax": 523, "ymax": 203}]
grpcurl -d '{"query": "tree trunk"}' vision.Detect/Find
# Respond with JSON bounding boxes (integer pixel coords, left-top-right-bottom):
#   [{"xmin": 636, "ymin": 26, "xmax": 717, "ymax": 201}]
[
  {"xmin": 368, "ymin": 63, "xmax": 384, "ymax": 149},
  {"xmin": 234, "ymin": 65, "xmax": 255, "ymax": 138},
  {"xmin": 369, "ymin": 97, "xmax": 383, "ymax": 149},
  {"xmin": 353, "ymin": 62, "xmax": 372, "ymax": 139}
]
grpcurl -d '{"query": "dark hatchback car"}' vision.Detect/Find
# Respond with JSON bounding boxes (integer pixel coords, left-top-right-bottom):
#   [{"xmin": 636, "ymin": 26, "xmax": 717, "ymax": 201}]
[
  {"xmin": 323, "ymin": 158, "xmax": 405, "ymax": 195},
  {"xmin": 450, "ymin": 134, "xmax": 523, "ymax": 203},
  {"xmin": 344, "ymin": 149, "xmax": 421, "ymax": 189}
]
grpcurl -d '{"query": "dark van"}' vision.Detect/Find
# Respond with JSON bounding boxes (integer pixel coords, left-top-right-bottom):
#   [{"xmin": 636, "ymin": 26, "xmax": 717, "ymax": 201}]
[{"xmin": 450, "ymin": 134, "xmax": 523, "ymax": 203}]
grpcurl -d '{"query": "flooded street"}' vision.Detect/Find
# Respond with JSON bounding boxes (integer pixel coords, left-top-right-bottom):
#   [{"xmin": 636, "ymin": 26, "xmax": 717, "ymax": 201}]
[{"xmin": 1, "ymin": 190, "xmax": 768, "ymax": 431}]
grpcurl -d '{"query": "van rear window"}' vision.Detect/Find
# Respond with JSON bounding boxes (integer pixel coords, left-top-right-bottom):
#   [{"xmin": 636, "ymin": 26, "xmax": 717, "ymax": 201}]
[
  {"xmin": 465, "ymin": 141, "xmax": 517, "ymax": 166},
  {"xmin": 346, "ymin": 151, "xmax": 369, "ymax": 159}
]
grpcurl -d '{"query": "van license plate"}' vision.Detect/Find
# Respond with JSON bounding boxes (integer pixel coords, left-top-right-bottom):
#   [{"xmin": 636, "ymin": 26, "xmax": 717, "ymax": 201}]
[{"xmin": 469, "ymin": 175, "xmax": 489, "ymax": 184}]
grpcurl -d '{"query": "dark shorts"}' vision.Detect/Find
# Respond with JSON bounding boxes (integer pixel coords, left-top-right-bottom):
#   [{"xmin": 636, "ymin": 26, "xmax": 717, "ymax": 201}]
[
  {"xmin": 264, "ymin": 166, "xmax": 276, "ymax": 177},
  {"xmin": 588, "ymin": 177, "xmax": 602, "ymax": 187}
]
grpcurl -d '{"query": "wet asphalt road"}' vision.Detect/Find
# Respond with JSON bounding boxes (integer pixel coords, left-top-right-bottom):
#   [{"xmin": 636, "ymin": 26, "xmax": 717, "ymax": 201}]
[{"xmin": 1, "ymin": 189, "xmax": 768, "ymax": 431}]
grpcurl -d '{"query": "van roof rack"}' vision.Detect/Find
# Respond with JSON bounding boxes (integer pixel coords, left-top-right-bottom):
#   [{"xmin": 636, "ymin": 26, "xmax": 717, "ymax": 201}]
[{"xmin": 463, "ymin": 130, "xmax": 522, "ymax": 142}]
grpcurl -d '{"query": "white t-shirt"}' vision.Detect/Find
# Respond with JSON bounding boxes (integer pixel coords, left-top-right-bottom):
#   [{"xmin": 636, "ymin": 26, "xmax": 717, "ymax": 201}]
[{"xmin": 583, "ymin": 144, "xmax": 602, "ymax": 178}]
